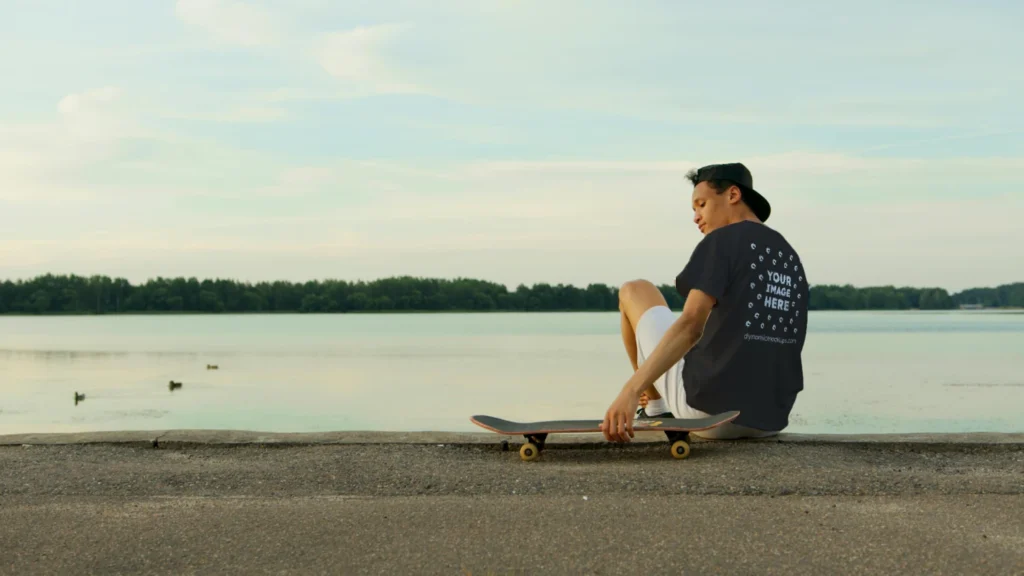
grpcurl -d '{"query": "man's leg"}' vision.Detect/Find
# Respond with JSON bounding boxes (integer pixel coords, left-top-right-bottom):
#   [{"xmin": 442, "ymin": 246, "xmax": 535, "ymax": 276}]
[
  {"xmin": 618, "ymin": 280, "xmax": 670, "ymax": 404},
  {"xmin": 621, "ymin": 308, "xmax": 658, "ymax": 410},
  {"xmin": 620, "ymin": 283, "xmax": 782, "ymax": 438},
  {"xmin": 621, "ymin": 309, "xmax": 640, "ymax": 373}
]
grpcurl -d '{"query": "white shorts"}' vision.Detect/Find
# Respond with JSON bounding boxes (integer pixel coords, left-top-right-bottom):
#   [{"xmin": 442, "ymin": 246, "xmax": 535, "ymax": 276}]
[{"xmin": 634, "ymin": 306, "xmax": 778, "ymax": 440}]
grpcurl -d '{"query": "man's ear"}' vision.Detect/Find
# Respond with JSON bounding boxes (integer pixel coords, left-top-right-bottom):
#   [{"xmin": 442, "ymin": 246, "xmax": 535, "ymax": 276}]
[{"xmin": 729, "ymin": 186, "xmax": 744, "ymax": 206}]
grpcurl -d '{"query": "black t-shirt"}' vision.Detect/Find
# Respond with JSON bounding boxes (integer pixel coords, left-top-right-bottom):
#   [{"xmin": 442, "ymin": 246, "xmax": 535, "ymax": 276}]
[{"xmin": 674, "ymin": 221, "xmax": 809, "ymax": 431}]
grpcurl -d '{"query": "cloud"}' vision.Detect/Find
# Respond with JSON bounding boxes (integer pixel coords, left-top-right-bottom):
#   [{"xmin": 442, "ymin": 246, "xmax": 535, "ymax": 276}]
[
  {"xmin": 307, "ymin": 2, "xmax": 1019, "ymax": 129},
  {"xmin": 331, "ymin": 153, "xmax": 1024, "ymax": 258},
  {"xmin": 225, "ymin": 106, "xmax": 287, "ymax": 123},
  {"xmin": 314, "ymin": 24, "xmax": 424, "ymax": 95},
  {"xmin": 56, "ymin": 86, "xmax": 120, "ymax": 116},
  {"xmin": 50, "ymin": 87, "xmax": 136, "ymax": 149},
  {"xmin": 0, "ymin": 230, "xmax": 366, "ymax": 273},
  {"xmin": 175, "ymin": 0, "xmax": 277, "ymax": 47},
  {"xmin": 3, "ymin": 148, "xmax": 1022, "ymax": 289},
  {"xmin": 165, "ymin": 104, "xmax": 288, "ymax": 124},
  {"xmin": 742, "ymin": 153, "xmax": 1024, "ymax": 202},
  {"xmin": 469, "ymin": 161, "xmax": 691, "ymax": 174},
  {"xmin": 1, "ymin": 87, "xmax": 137, "ymax": 202},
  {"xmin": 0, "ymin": 86, "xmax": 289, "ymax": 204}
]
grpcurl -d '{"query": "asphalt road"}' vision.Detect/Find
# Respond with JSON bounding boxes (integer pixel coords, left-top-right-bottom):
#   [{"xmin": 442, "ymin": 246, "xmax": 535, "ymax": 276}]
[{"xmin": 2, "ymin": 439, "xmax": 1022, "ymax": 574}]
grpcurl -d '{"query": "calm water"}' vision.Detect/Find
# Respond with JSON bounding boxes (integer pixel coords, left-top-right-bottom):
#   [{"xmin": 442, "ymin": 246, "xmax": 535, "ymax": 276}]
[{"xmin": 1, "ymin": 311, "xmax": 1022, "ymax": 435}]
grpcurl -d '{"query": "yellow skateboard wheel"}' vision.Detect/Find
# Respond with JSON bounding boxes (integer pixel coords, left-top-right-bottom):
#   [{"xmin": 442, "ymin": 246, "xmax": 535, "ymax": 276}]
[
  {"xmin": 519, "ymin": 442, "xmax": 540, "ymax": 461},
  {"xmin": 671, "ymin": 440, "xmax": 690, "ymax": 459}
]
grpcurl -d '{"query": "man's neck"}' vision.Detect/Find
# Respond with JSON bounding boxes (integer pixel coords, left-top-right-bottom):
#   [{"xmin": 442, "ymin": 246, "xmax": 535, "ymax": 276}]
[{"xmin": 727, "ymin": 212, "xmax": 762, "ymax": 226}]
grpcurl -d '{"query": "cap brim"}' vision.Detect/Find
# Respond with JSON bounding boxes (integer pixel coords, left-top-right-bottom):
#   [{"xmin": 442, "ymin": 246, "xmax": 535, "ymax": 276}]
[{"xmin": 741, "ymin": 187, "xmax": 771, "ymax": 222}]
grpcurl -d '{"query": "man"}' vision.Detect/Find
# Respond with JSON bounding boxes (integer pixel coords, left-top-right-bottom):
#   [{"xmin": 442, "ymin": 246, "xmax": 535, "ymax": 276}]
[{"xmin": 600, "ymin": 162, "xmax": 809, "ymax": 443}]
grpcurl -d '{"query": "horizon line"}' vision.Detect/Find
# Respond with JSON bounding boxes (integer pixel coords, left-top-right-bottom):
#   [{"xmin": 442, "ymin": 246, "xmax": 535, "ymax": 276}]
[{"xmin": 1, "ymin": 272, "xmax": 1021, "ymax": 296}]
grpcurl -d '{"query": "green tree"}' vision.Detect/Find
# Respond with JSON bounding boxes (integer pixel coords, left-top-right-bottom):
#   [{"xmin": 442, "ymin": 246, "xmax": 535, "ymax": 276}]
[
  {"xmin": 345, "ymin": 292, "xmax": 370, "ymax": 311},
  {"xmin": 240, "ymin": 291, "xmax": 266, "ymax": 311},
  {"xmin": 919, "ymin": 289, "xmax": 953, "ymax": 310},
  {"xmin": 30, "ymin": 290, "xmax": 51, "ymax": 314},
  {"xmin": 659, "ymin": 284, "xmax": 685, "ymax": 310},
  {"xmin": 199, "ymin": 290, "xmax": 224, "ymax": 312}
]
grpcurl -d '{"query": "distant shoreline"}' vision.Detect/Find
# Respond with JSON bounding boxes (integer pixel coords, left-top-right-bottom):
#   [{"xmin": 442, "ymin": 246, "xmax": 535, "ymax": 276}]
[
  {"xmin": 2, "ymin": 308, "xmax": 1022, "ymax": 317},
  {"xmin": 3, "ymin": 275, "xmax": 1021, "ymax": 315}
]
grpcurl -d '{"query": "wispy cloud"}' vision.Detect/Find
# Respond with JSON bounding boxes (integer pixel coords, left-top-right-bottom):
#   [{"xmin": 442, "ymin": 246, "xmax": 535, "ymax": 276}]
[
  {"xmin": 314, "ymin": 24, "xmax": 426, "ymax": 95},
  {"xmin": 164, "ymin": 104, "xmax": 289, "ymax": 124},
  {"xmin": 1, "ymin": 87, "xmax": 135, "ymax": 202},
  {"xmin": 470, "ymin": 161, "xmax": 692, "ymax": 174},
  {"xmin": 175, "ymin": 0, "xmax": 278, "ymax": 46},
  {"xmin": 0, "ymin": 87, "xmax": 284, "ymax": 204},
  {"xmin": 56, "ymin": 86, "xmax": 120, "ymax": 116},
  {"xmin": 859, "ymin": 129, "xmax": 1022, "ymax": 153},
  {"xmin": 53, "ymin": 86, "xmax": 130, "ymax": 144}
]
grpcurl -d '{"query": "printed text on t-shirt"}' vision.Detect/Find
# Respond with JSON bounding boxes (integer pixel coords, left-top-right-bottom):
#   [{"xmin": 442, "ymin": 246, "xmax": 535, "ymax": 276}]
[{"xmin": 764, "ymin": 271, "xmax": 792, "ymax": 311}]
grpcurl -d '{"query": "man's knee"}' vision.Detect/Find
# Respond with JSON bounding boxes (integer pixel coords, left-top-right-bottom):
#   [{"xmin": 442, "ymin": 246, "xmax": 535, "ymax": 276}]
[
  {"xmin": 618, "ymin": 280, "xmax": 668, "ymax": 324},
  {"xmin": 618, "ymin": 279, "xmax": 658, "ymax": 307}
]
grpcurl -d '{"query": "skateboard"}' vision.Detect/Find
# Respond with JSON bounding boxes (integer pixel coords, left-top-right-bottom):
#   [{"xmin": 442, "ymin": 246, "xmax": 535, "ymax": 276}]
[{"xmin": 470, "ymin": 410, "xmax": 740, "ymax": 461}]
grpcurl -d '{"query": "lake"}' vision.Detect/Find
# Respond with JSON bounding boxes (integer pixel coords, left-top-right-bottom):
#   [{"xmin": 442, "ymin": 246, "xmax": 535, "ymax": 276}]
[{"xmin": 1, "ymin": 311, "xmax": 1022, "ymax": 435}]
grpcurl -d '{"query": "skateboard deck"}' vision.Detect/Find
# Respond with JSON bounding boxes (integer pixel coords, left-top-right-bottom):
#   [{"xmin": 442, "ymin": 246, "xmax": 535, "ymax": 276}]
[{"xmin": 470, "ymin": 410, "xmax": 740, "ymax": 461}]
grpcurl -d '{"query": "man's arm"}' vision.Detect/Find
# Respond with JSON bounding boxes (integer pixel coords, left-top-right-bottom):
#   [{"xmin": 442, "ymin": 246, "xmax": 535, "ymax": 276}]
[{"xmin": 601, "ymin": 289, "xmax": 717, "ymax": 442}]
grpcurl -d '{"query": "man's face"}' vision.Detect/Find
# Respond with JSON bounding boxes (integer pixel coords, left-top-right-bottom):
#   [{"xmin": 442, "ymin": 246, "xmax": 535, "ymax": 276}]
[{"xmin": 691, "ymin": 182, "xmax": 736, "ymax": 235}]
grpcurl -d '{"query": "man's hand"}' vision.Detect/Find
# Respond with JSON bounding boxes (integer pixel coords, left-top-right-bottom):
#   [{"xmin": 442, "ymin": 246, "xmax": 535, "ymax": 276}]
[
  {"xmin": 600, "ymin": 386, "xmax": 641, "ymax": 443},
  {"xmin": 601, "ymin": 289, "xmax": 716, "ymax": 443}
]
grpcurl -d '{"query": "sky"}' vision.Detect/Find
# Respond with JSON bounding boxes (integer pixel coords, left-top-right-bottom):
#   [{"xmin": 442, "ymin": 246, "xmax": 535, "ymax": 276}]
[{"xmin": 1, "ymin": 0, "xmax": 1022, "ymax": 292}]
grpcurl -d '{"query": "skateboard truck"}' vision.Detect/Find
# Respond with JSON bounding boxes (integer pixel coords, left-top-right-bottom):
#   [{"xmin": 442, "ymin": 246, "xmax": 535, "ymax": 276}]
[
  {"xmin": 665, "ymin": 430, "xmax": 691, "ymax": 459},
  {"xmin": 519, "ymin": 431, "xmax": 690, "ymax": 461},
  {"xmin": 520, "ymin": 433, "xmax": 548, "ymax": 462}
]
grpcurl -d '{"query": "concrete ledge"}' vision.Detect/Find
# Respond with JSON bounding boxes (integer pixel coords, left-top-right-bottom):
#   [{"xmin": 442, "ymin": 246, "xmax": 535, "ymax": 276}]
[
  {"xmin": 777, "ymin": 432, "xmax": 1024, "ymax": 444},
  {"xmin": 1, "ymin": 429, "xmax": 1022, "ymax": 447},
  {"xmin": 0, "ymin": 430, "xmax": 169, "ymax": 447}
]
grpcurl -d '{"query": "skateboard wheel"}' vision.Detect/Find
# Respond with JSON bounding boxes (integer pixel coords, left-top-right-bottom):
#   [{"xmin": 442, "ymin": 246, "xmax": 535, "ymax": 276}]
[
  {"xmin": 519, "ymin": 442, "xmax": 540, "ymax": 461},
  {"xmin": 671, "ymin": 440, "xmax": 690, "ymax": 460}
]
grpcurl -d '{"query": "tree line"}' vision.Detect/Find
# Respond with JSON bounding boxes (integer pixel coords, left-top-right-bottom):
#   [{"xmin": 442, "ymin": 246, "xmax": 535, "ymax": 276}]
[{"xmin": 0, "ymin": 274, "xmax": 1020, "ymax": 314}]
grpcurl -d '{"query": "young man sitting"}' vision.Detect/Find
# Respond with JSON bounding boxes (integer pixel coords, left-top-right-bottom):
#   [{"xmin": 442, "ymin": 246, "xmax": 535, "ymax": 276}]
[{"xmin": 601, "ymin": 162, "xmax": 809, "ymax": 443}]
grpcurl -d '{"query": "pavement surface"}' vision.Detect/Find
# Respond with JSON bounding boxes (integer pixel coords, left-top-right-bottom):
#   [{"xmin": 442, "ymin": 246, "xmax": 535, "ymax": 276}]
[{"xmin": 1, "ymin": 434, "xmax": 1023, "ymax": 575}]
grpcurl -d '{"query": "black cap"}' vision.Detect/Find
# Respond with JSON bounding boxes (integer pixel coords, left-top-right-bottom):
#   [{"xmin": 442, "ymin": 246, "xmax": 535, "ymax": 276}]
[{"xmin": 692, "ymin": 162, "xmax": 771, "ymax": 223}]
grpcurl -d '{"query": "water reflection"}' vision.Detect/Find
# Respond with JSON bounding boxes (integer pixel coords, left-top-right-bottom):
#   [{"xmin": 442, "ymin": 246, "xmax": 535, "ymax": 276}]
[
  {"xmin": 0, "ymin": 311, "xmax": 1022, "ymax": 435},
  {"xmin": 0, "ymin": 349, "xmax": 207, "ymax": 360}
]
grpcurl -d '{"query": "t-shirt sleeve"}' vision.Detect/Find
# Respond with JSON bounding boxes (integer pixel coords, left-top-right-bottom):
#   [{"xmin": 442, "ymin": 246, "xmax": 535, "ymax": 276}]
[{"xmin": 675, "ymin": 231, "xmax": 732, "ymax": 303}]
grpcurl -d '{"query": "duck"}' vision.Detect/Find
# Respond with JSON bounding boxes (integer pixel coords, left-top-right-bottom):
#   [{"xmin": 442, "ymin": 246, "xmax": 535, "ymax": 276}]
[
  {"xmin": 74, "ymin": 392, "xmax": 85, "ymax": 405},
  {"xmin": 168, "ymin": 381, "xmax": 183, "ymax": 391},
  {"xmin": 206, "ymin": 364, "xmax": 219, "ymax": 370}
]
